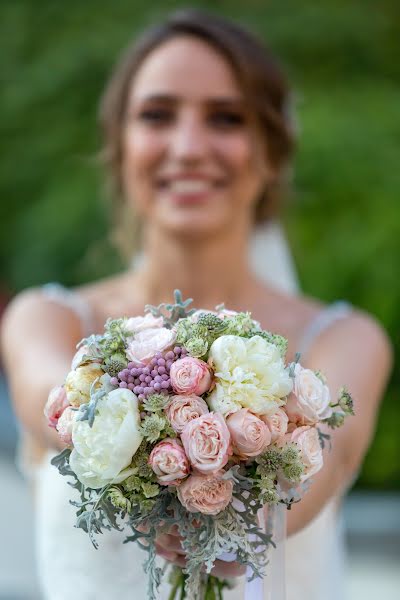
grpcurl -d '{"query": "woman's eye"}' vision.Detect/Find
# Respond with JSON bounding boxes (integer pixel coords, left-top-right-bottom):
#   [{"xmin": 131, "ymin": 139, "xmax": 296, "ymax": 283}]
[
  {"xmin": 138, "ymin": 108, "xmax": 173, "ymax": 124},
  {"xmin": 208, "ymin": 111, "xmax": 245, "ymax": 128}
]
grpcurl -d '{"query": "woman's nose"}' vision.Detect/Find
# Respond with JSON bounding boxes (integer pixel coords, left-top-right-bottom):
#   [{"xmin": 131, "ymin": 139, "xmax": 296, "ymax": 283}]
[{"xmin": 169, "ymin": 112, "xmax": 209, "ymax": 163}]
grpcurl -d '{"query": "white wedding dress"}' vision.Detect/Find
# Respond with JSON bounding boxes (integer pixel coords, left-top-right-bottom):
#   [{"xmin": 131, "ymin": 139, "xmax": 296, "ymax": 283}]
[{"xmin": 24, "ymin": 222, "xmax": 351, "ymax": 600}]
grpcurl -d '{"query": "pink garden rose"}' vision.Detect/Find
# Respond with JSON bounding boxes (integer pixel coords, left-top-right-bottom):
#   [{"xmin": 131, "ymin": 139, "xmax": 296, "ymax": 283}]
[
  {"xmin": 289, "ymin": 426, "xmax": 323, "ymax": 482},
  {"xmin": 125, "ymin": 313, "xmax": 163, "ymax": 334},
  {"xmin": 170, "ymin": 357, "xmax": 212, "ymax": 396},
  {"xmin": 261, "ymin": 408, "xmax": 289, "ymax": 443},
  {"xmin": 226, "ymin": 409, "xmax": 271, "ymax": 458},
  {"xmin": 165, "ymin": 395, "xmax": 210, "ymax": 434},
  {"xmin": 149, "ymin": 438, "xmax": 190, "ymax": 485},
  {"xmin": 286, "ymin": 363, "xmax": 332, "ymax": 425},
  {"xmin": 126, "ymin": 327, "xmax": 176, "ymax": 365},
  {"xmin": 177, "ymin": 472, "xmax": 233, "ymax": 515},
  {"xmin": 181, "ymin": 412, "xmax": 231, "ymax": 474},
  {"xmin": 44, "ymin": 386, "xmax": 69, "ymax": 429},
  {"xmin": 56, "ymin": 406, "xmax": 77, "ymax": 445}
]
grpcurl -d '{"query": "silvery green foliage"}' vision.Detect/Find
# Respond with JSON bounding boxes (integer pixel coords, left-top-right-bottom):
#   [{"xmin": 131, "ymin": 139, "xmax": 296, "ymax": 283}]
[
  {"xmin": 51, "ymin": 448, "xmax": 121, "ymax": 548},
  {"xmin": 75, "ymin": 377, "xmax": 107, "ymax": 427},
  {"xmin": 145, "ymin": 289, "xmax": 196, "ymax": 327},
  {"xmin": 74, "ymin": 334, "xmax": 104, "ymax": 366}
]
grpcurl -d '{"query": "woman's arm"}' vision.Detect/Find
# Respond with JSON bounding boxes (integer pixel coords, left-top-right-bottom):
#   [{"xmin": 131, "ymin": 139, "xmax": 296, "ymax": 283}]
[
  {"xmin": 287, "ymin": 310, "xmax": 393, "ymax": 536},
  {"xmin": 1, "ymin": 289, "xmax": 84, "ymax": 450}
]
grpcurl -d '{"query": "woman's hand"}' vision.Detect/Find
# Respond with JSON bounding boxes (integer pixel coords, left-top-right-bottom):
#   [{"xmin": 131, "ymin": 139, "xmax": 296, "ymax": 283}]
[{"xmin": 155, "ymin": 526, "xmax": 246, "ymax": 578}]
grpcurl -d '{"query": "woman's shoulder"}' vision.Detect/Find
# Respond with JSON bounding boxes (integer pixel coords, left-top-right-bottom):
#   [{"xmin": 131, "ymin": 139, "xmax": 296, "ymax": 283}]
[
  {"xmin": 1, "ymin": 286, "xmax": 82, "ymax": 348},
  {"xmin": 257, "ymin": 285, "xmax": 392, "ymax": 367}
]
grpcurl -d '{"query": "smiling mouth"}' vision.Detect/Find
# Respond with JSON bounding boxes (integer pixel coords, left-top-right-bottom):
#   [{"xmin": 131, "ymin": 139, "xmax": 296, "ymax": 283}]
[{"xmin": 156, "ymin": 178, "xmax": 225, "ymax": 196}]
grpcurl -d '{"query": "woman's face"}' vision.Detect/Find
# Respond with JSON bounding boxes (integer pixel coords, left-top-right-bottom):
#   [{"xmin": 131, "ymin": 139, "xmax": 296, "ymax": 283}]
[{"xmin": 122, "ymin": 35, "xmax": 271, "ymax": 238}]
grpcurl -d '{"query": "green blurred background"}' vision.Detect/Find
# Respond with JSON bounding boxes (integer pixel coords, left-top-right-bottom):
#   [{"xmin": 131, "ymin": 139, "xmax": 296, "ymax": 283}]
[{"xmin": 1, "ymin": 0, "xmax": 399, "ymax": 490}]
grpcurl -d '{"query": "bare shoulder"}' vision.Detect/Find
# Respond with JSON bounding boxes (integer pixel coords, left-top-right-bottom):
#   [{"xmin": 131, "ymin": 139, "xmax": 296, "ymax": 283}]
[
  {"xmin": 1, "ymin": 287, "xmax": 82, "ymax": 363},
  {"xmin": 307, "ymin": 307, "xmax": 393, "ymax": 367}
]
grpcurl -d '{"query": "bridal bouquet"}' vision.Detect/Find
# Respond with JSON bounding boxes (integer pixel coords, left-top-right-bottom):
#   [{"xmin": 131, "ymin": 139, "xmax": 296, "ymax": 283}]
[{"xmin": 45, "ymin": 291, "xmax": 353, "ymax": 599}]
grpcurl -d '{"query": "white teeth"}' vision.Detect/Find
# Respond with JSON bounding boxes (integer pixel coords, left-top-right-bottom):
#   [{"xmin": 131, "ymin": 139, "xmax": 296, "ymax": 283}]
[{"xmin": 168, "ymin": 180, "xmax": 211, "ymax": 194}]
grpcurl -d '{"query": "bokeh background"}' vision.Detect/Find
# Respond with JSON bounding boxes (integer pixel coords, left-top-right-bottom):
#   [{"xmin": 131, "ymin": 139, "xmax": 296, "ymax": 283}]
[{"xmin": 0, "ymin": 1, "xmax": 399, "ymax": 598}]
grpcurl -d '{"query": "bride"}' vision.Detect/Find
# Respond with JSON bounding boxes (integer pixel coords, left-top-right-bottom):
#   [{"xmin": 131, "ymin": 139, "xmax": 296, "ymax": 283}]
[{"xmin": 1, "ymin": 9, "xmax": 392, "ymax": 600}]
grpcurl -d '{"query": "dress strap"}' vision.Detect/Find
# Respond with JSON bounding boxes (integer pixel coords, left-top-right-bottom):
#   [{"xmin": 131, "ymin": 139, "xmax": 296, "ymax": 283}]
[
  {"xmin": 297, "ymin": 301, "xmax": 352, "ymax": 359},
  {"xmin": 41, "ymin": 282, "xmax": 95, "ymax": 337}
]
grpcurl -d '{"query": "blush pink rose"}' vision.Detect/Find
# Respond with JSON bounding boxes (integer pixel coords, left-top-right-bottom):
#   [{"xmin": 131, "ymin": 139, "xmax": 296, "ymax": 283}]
[
  {"xmin": 125, "ymin": 313, "xmax": 164, "ymax": 334},
  {"xmin": 170, "ymin": 357, "xmax": 212, "ymax": 396},
  {"xmin": 177, "ymin": 472, "xmax": 233, "ymax": 515},
  {"xmin": 56, "ymin": 406, "xmax": 77, "ymax": 445},
  {"xmin": 286, "ymin": 363, "xmax": 332, "ymax": 425},
  {"xmin": 181, "ymin": 412, "xmax": 231, "ymax": 474},
  {"xmin": 149, "ymin": 438, "xmax": 190, "ymax": 485},
  {"xmin": 165, "ymin": 395, "xmax": 210, "ymax": 434},
  {"xmin": 289, "ymin": 425, "xmax": 323, "ymax": 482},
  {"xmin": 126, "ymin": 327, "xmax": 176, "ymax": 365},
  {"xmin": 261, "ymin": 408, "xmax": 289, "ymax": 443},
  {"xmin": 44, "ymin": 386, "xmax": 69, "ymax": 429},
  {"xmin": 226, "ymin": 409, "xmax": 271, "ymax": 458}
]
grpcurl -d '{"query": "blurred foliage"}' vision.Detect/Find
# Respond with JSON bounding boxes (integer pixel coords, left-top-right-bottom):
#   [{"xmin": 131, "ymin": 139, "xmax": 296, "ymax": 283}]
[{"xmin": 0, "ymin": 0, "xmax": 399, "ymax": 489}]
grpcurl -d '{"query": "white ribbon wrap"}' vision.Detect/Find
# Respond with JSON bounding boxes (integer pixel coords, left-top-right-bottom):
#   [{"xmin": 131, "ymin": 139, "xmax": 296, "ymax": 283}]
[{"xmin": 219, "ymin": 503, "xmax": 287, "ymax": 600}]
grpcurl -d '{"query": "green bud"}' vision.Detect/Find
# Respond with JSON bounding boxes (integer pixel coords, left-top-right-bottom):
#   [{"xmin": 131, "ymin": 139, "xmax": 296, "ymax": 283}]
[
  {"xmin": 108, "ymin": 487, "xmax": 131, "ymax": 512},
  {"xmin": 103, "ymin": 352, "xmax": 128, "ymax": 377},
  {"xmin": 283, "ymin": 462, "xmax": 303, "ymax": 483},
  {"xmin": 141, "ymin": 482, "xmax": 160, "ymax": 499},
  {"xmin": 185, "ymin": 336, "xmax": 209, "ymax": 358}
]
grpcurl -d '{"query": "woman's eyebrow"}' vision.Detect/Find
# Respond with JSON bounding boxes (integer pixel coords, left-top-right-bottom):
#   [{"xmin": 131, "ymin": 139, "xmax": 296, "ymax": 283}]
[{"xmin": 132, "ymin": 94, "xmax": 245, "ymax": 107}]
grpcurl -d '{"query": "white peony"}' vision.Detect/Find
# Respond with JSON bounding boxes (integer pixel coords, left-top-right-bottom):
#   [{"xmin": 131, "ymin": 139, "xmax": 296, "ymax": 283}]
[
  {"xmin": 70, "ymin": 388, "xmax": 143, "ymax": 488},
  {"xmin": 208, "ymin": 335, "xmax": 292, "ymax": 416},
  {"xmin": 64, "ymin": 363, "xmax": 104, "ymax": 407},
  {"xmin": 207, "ymin": 383, "xmax": 241, "ymax": 416}
]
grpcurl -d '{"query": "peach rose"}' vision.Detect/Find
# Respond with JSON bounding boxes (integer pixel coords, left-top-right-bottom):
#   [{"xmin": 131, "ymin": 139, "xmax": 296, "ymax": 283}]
[
  {"xmin": 44, "ymin": 386, "xmax": 69, "ymax": 428},
  {"xmin": 165, "ymin": 395, "xmax": 210, "ymax": 434},
  {"xmin": 261, "ymin": 408, "xmax": 289, "ymax": 443},
  {"xmin": 226, "ymin": 409, "xmax": 271, "ymax": 458},
  {"xmin": 170, "ymin": 357, "xmax": 212, "ymax": 396},
  {"xmin": 177, "ymin": 472, "xmax": 233, "ymax": 515},
  {"xmin": 181, "ymin": 413, "xmax": 231, "ymax": 474},
  {"xmin": 149, "ymin": 438, "xmax": 189, "ymax": 485},
  {"xmin": 290, "ymin": 426, "xmax": 323, "ymax": 482},
  {"xmin": 56, "ymin": 406, "xmax": 77, "ymax": 445},
  {"xmin": 126, "ymin": 327, "xmax": 176, "ymax": 365},
  {"xmin": 286, "ymin": 363, "xmax": 332, "ymax": 425}
]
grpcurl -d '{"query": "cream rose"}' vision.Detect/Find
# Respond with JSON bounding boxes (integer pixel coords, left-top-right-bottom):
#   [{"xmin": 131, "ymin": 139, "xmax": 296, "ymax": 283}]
[
  {"xmin": 64, "ymin": 363, "xmax": 104, "ymax": 407},
  {"xmin": 149, "ymin": 438, "xmax": 189, "ymax": 485},
  {"xmin": 208, "ymin": 335, "xmax": 292, "ymax": 416},
  {"xmin": 165, "ymin": 395, "xmax": 209, "ymax": 434},
  {"xmin": 226, "ymin": 409, "xmax": 271, "ymax": 458},
  {"xmin": 181, "ymin": 413, "xmax": 231, "ymax": 474},
  {"xmin": 70, "ymin": 388, "xmax": 143, "ymax": 488},
  {"xmin": 286, "ymin": 364, "xmax": 332, "ymax": 425},
  {"xmin": 290, "ymin": 426, "xmax": 323, "ymax": 482},
  {"xmin": 126, "ymin": 327, "xmax": 176, "ymax": 365},
  {"xmin": 261, "ymin": 408, "xmax": 289, "ymax": 443},
  {"xmin": 177, "ymin": 472, "xmax": 233, "ymax": 515},
  {"xmin": 170, "ymin": 357, "xmax": 213, "ymax": 396}
]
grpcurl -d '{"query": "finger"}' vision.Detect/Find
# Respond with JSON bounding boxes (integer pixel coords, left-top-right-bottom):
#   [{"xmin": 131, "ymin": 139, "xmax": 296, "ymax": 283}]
[
  {"xmin": 155, "ymin": 543, "xmax": 178, "ymax": 563},
  {"xmin": 210, "ymin": 559, "xmax": 246, "ymax": 578},
  {"xmin": 156, "ymin": 534, "xmax": 185, "ymax": 554}
]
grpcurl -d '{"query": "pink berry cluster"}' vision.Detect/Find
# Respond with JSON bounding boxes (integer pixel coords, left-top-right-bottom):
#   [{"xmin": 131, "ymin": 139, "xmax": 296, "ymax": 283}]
[{"xmin": 110, "ymin": 346, "xmax": 187, "ymax": 402}]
